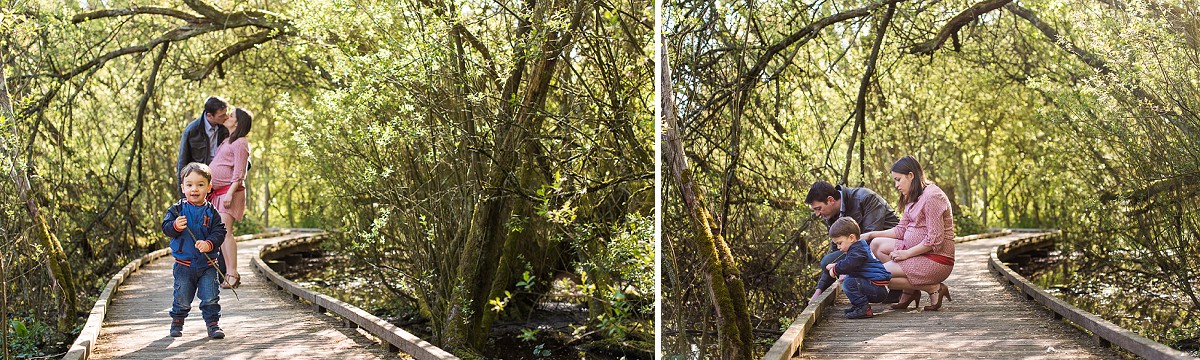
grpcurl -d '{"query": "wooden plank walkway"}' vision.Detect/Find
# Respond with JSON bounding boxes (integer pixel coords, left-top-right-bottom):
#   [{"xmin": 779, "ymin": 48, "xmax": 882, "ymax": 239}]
[
  {"xmin": 796, "ymin": 232, "xmax": 1119, "ymax": 359},
  {"xmin": 92, "ymin": 232, "xmax": 394, "ymax": 359}
]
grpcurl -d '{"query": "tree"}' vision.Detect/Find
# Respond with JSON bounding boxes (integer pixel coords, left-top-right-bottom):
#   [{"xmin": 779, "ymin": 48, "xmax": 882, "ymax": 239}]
[
  {"xmin": 662, "ymin": 43, "xmax": 755, "ymax": 359},
  {"xmin": 1, "ymin": 38, "xmax": 79, "ymax": 334},
  {"xmin": 287, "ymin": 0, "xmax": 653, "ymax": 356}
]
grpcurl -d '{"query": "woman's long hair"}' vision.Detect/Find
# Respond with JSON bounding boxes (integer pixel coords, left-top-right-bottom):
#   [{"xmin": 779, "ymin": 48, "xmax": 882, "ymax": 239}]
[
  {"xmin": 229, "ymin": 107, "xmax": 253, "ymax": 142},
  {"xmin": 891, "ymin": 155, "xmax": 928, "ymax": 208}
]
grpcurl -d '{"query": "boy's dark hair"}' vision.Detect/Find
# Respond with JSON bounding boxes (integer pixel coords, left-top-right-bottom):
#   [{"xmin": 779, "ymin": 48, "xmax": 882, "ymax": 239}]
[
  {"xmin": 829, "ymin": 217, "xmax": 861, "ymax": 239},
  {"xmin": 805, "ymin": 181, "xmax": 840, "ymax": 204},
  {"xmin": 229, "ymin": 107, "xmax": 253, "ymax": 142},
  {"xmin": 204, "ymin": 96, "xmax": 228, "ymax": 117},
  {"xmin": 179, "ymin": 162, "xmax": 212, "ymax": 183}
]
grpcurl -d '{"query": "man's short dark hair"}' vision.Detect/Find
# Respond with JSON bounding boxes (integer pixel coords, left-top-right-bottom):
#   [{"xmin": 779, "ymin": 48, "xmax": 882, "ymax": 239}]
[
  {"xmin": 805, "ymin": 181, "xmax": 841, "ymax": 204},
  {"xmin": 829, "ymin": 217, "xmax": 861, "ymax": 238},
  {"xmin": 204, "ymin": 96, "xmax": 228, "ymax": 116}
]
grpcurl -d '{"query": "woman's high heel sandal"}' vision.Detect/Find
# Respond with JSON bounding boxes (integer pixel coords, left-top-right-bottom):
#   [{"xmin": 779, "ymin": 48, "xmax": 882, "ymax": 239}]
[
  {"xmin": 923, "ymin": 283, "xmax": 952, "ymax": 311},
  {"xmin": 890, "ymin": 290, "xmax": 920, "ymax": 310},
  {"xmin": 221, "ymin": 274, "xmax": 241, "ymax": 289}
]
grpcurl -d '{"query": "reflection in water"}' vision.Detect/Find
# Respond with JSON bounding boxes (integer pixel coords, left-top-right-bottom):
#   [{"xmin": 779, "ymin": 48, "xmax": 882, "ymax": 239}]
[{"xmin": 1010, "ymin": 233, "xmax": 1200, "ymax": 356}]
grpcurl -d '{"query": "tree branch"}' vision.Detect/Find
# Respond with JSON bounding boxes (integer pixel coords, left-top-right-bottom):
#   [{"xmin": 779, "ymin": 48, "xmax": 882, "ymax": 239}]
[
  {"xmin": 910, "ymin": 0, "xmax": 1012, "ymax": 55},
  {"xmin": 700, "ymin": 0, "xmax": 901, "ymax": 129},
  {"xmin": 412, "ymin": 0, "xmax": 502, "ymax": 86},
  {"xmin": 1006, "ymin": 3, "xmax": 1193, "ymax": 136},
  {"xmin": 184, "ymin": 29, "xmax": 282, "ymax": 80},
  {"xmin": 59, "ymin": 4, "xmax": 293, "ymax": 82},
  {"xmin": 1100, "ymin": 172, "xmax": 1200, "ymax": 204},
  {"xmin": 71, "ymin": 6, "xmax": 200, "ymax": 24},
  {"xmin": 842, "ymin": 3, "xmax": 896, "ymax": 184},
  {"xmin": 82, "ymin": 42, "xmax": 169, "ymax": 245},
  {"xmin": 746, "ymin": 0, "xmax": 899, "ymax": 86},
  {"xmin": 1004, "ymin": 3, "xmax": 1112, "ymax": 72},
  {"xmin": 182, "ymin": 0, "xmax": 224, "ymax": 19}
]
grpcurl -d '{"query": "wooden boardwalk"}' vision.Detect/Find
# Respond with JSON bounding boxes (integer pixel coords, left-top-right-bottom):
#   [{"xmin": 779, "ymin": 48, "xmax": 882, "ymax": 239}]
[
  {"xmin": 796, "ymin": 232, "xmax": 1119, "ymax": 359},
  {"xmin": 92, "ymin": 232, "xmax": 393, "ymax": 359}
]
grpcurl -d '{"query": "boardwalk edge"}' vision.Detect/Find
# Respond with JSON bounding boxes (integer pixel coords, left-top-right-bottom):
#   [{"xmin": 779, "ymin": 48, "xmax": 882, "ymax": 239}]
[
  {"xmin": 252, "ymin": 233, "xmax": 460, "ymax": 360},
  {"xmin": 761, "ymin": 230, "xmax": 1013, "ymax": 360},
  {"xmin": 62, "ymin": 230, "xmax": 288, "ymax": 360},
  {"xmin": 990, "ymin": 231, "xmax": 1197, "ymax": 360},
  {"xmin": 762, "ymin": 277, "xmax": 841, "ymax": 360}
]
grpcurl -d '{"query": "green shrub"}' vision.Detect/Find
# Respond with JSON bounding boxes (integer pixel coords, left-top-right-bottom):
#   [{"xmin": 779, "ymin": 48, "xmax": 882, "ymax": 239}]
[
  {"xmin": 8, "ymin": 318, "xmax": 74, "ymax": 359},
  {"xmin": 954, "ymin": 212, "xmax": 984, "ymax": 236}
]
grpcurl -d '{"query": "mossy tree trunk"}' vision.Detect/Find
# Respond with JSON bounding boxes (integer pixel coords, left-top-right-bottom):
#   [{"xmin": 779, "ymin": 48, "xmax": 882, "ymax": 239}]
[
  {"xmin": 0, "ymin": 52, "xmax": 80, "ymax": 333},
  {"xmin": 442, "ymin": 0, "xmax": 587, "ymax": 354},
  {"xmin": 660, "ymin": 43, "xmax": 755, "ymax": 359}
]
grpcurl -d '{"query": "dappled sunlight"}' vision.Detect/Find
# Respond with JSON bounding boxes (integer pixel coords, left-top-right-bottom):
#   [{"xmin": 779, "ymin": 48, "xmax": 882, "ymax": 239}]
[
  {"xmin": 92, "ymin": 235, "xmax": 391, "ymax": 359},
  {"xmin": 794, "ymin": 233, "xmax": 1117, "ymax": 358}
]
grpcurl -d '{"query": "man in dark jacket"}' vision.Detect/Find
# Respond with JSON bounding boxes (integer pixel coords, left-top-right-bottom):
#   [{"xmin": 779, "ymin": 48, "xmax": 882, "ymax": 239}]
[
  {"xmin": 806, "ymin": 181, "xmax": 900, "ymax": 302},
  {"xmin": 177, "ymin": 97, "xmax": 229, "ymax": 193}
]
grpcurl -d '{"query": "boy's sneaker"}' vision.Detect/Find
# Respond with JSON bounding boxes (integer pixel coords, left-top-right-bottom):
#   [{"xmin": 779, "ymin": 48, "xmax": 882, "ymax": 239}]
[
  {"xmin": 169, "ymin": 319, "xmax": 184, "ymax": 337},
  {"xmin": 207, "ymin": 322, "xmax": 225, "ymax": 339},
  {"xmin": 846, "ymin": 306, "xmax": 874, "ymax": 319}
]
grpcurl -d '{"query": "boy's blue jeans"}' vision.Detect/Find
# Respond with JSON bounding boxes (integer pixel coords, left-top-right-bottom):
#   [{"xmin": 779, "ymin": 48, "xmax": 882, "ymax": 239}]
[
  {"xmin": 842, "ymin": 277, "xmax": 889, "ymax": 308},
  {"xmin": 169, "ymin": 263, "xmax": 221, "ymax": 324}
]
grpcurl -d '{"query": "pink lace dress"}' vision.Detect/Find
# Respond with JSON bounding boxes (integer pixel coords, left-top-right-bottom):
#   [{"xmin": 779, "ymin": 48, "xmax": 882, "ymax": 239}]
[
  {"xmin": 892, "ymin": 184, "xmax": 955, "ymax": 286},
  {"xmin": 208, "ymin": 137, "xmax": 249, "ymax": 221}
]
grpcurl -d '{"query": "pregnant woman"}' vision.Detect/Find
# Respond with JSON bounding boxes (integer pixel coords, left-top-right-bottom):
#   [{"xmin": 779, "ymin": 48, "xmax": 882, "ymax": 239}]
[
  {"xmin": 862, "ymin": 156, "xmax": 955, "ymax": 311},
  {"xmin": 209, "ymin": 107, "xmax": 252, "ymax": 289}
]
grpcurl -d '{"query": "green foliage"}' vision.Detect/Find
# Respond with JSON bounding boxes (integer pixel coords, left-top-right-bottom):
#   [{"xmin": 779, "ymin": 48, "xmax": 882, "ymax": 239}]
[
  {"xmin": 284, "ymin": 0, "xmax": 653, "ymax": 353},
  {"xmin": 596, "ymin": 287, "xmax": 634, "ymax": 339},
  {"xmin": 234, "ymin": 215, "xmax": 265, "ymax": 236},
  {"xmin": 516, "ymin": 271, "xmax": 537, "ymax": 291},
  {"xmin": 7, "ymin": 318, "xmax": 73, "ymax": 359},
  {"xmin": 665, "ymin": 0, "xmax": 1200, "ymax": 355},
  {"xmin": 953, "ymin": 212, "xmax": 984, "ymax": 237},
  {"xmin": 488, "ymin": 291, "xmax": 512, "ymax": 313},
  {"xmin": 531, "ymin": 343, "xmax": 551, "ymax": 358},
  {"xmin": 592, "ymin": 214, "xmax": 655, "ymax": 304},
  {"xmin": 518, "ymin": 328, "xmax": 540, "ymax": 342},
  {"xmin": 5, "ymin": 0, "xmax": 650, "ymax": 356}
]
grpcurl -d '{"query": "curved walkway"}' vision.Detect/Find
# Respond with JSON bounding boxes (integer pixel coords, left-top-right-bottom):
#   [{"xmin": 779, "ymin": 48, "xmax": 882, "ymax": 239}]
[
  {"xmin": 795, "ymin": 231, "xmax": 1118, "ymax": 359},
  {"xmin": 91, "ymin": 232, "xmax": 391, "ymax": 359}
]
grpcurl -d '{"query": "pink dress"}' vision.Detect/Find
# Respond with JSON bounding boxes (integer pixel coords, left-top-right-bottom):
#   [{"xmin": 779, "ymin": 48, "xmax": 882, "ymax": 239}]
[
  {"xmin": 209, "ymin": 137, "xmax": 249, "ymax": 221},
  {"xmin": 892, "ymin": 184, "xmax": 955, "ymax": 286}
]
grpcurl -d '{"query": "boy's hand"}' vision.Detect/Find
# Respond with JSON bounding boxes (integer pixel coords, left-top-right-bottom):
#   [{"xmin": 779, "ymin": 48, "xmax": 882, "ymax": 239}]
[
  {"xmin": 195, "ymin": 240, "xmax": 212, "ymax": 252},
  {"xmin": 826, "ymin": 263, "xmax": 836, "ymax": 277},
  {"xmin": 174, "ymin": 216, "xmax": 187, "ymax": 231}
]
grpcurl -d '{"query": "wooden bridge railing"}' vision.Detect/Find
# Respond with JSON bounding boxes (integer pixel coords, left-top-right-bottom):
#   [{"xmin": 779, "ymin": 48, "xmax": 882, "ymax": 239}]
[
  {"xmin": 762, "ymin": 229, "xmax": 1196, "ymax": 360},
  {"xmin": 761, "ymin": 229, "xmax": 1013, "ymax": 360},
  {"xmin": 252, "ymin": 232, "xmax": 459, "ymax": 360},
  {"xmin": 63, "ymin": 230, "xmax": 288, "ymax": 360},
  {"xmin": 989, "ymin": 232, "xmax": 1194, "ymax": 360}
]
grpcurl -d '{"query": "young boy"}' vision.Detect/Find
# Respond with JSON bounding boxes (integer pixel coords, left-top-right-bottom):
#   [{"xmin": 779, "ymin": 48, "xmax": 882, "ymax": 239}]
[
  {"xmin": 162, "ymin": 163, "xmax": 227, "ymax": 338},
  {"xmin": 824, "ymin": 217, "xmax": 891, "ymax": 319}
]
